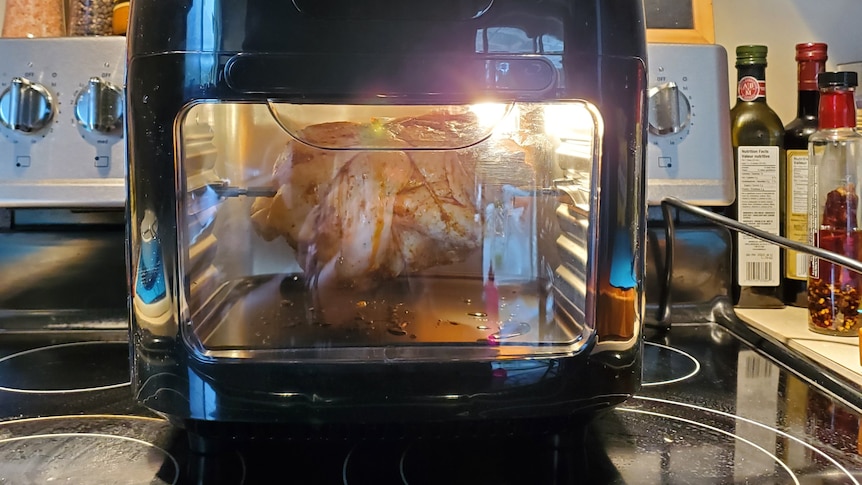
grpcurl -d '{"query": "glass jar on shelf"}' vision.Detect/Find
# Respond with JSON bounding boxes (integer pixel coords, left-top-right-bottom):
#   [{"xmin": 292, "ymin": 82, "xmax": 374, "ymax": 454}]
[
  {"xmin": 807, "ymin": 71, "xmax": 862, "ymax": 336},
  {"xmin": 1, "ymin": 0, "xmax": 66, "ymax": 37},
  {"xmin": 68, "ymin": 0, "xmax": 114, "ymax": 36}
]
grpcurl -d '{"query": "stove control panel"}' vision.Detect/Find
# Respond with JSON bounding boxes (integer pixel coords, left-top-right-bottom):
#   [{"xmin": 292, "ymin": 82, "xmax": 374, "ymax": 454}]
[
  {"xmin": 648, "ymin": 81, "xmax": 691, "ymax": 136},
  {"xmin": 0, "ymin": 77, "xmax": 56, "ymax": 134},
  {"xmin": 0, "ymin": 37, "xmax": 126, "ymax": 208},
  {"xmin": 74, "ymin": 77, "xmax": 124, "ymax": 134},
  {"xmin": 646, "ymin": 43, "xmax": 735, "ymax": 206}
]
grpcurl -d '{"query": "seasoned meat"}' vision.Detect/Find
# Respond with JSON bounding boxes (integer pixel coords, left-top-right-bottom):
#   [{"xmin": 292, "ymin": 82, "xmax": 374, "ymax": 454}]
[{"xmin": 250, "ymin": 111, "xmax": 482, "ymax": 289}]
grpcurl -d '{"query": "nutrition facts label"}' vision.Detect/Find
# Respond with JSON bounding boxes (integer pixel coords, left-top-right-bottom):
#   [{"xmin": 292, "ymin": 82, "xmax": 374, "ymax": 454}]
[
  {"xmin": 737, "ymin": 146, "xmax": 780, "ymax": 286},
  {"xmin": 786, "ymin": 151, "xmax": 809, "ymax": 279}
]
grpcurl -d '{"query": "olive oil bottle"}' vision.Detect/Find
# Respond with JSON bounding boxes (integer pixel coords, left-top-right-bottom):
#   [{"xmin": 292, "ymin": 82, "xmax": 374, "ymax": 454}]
[{"xmin": 730, "ymin": 45, "xmax": 785, "ymax": 308}]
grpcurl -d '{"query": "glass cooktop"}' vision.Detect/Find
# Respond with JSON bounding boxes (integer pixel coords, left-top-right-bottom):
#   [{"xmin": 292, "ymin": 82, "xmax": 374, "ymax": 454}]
[{"xmin": 0, "ymin": 320, "xmax": 859, "ymax": 484}]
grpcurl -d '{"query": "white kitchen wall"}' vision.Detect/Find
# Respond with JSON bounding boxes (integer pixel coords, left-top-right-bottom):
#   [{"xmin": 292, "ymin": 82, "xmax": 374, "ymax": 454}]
[{"xmin": 714, "ymin": 0, "xmax": 862, "ymax": 123}]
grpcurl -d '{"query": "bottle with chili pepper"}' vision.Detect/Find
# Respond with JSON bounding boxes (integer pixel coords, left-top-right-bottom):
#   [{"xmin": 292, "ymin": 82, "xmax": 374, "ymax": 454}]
[{"xmin": 807, "ymin": 71, "xmax": 862, "ymax": 336}]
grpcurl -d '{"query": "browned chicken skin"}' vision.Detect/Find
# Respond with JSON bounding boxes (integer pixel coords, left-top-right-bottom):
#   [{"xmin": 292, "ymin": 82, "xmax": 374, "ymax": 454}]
[{"xmin": 250, "ymin": 111, "xmax": 482, "ymax": 290}]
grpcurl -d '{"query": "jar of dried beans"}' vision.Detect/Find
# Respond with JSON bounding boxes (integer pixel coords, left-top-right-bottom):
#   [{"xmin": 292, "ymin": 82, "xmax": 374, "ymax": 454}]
[
  {"xmin": 807, "ymin": 71, "xmax": 862, "ymax": 336},
  {"xmin": 68, "ymin": 0, "xmax": 114, "ymax": 35},
  {"xmin": 1, "ymin": 0, "xmax": 66, "ymax": 37}
]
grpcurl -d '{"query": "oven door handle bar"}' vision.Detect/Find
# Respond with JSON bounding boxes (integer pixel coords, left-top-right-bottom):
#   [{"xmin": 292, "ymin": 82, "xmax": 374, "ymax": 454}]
[{"xmin": 656, "ymin": 196, "xmax": 862, "ymax": 325}]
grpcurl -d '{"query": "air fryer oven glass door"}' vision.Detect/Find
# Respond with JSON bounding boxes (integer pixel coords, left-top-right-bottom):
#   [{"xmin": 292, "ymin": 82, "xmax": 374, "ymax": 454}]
[{"xmin": 174, "ymin": 101, "xmax": 603, "ymax": 363}]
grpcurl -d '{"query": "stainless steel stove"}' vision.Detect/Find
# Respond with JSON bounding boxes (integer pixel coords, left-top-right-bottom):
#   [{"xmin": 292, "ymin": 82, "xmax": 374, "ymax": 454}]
[
  {"xmin": 0, "ymin": 36, "xmax": 128, "ymax": 334},
  {"xmin": 0, "ymin": 37, "xmax": 125, "ymax": 208}
]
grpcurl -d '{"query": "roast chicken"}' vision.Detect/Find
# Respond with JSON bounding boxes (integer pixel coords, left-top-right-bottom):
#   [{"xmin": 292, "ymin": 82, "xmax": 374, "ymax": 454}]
[{"xmin": 250, "ymin": 111, "xmax": 482, "ymax": 290}]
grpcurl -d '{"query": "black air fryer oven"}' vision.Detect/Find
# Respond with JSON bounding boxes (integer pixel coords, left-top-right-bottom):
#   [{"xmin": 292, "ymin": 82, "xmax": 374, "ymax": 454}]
[{"xmin": 126, "ymin": 0, "xmax": 647, "ymax": 443}]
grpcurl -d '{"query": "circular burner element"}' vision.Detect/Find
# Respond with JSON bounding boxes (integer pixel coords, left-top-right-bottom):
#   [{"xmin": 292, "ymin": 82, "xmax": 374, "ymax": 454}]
[
  {"xmin": 601, "ymin": 397, "xmax": 860, "ymax": 484},
  {"xmin": 642, "ymin": 341, "xmax": 700, "ymax": 387},
  {"xmin": 0, "ymin": 415, "xmax": 179, "ymax": 485},
  {"xmin": 0, "ymin": 341, "xmax": 130, "ymax": 393},
  {"xmin": 343, "ymin": 441, "xmax": 407, "ymax": 484},
  {"xmin": 0, "ymin": 433, "xmax": 177, "ymax": 484}
]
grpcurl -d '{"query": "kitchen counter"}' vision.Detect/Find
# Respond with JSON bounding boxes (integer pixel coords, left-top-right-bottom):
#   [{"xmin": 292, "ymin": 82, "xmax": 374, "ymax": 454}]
[
  {"xmin": 737, "ymin": 307, "xmax": 862, "ymax": 389},
  {"xmin": 0, "ymin": 309, "xmax": 860, "ymax": 484}
]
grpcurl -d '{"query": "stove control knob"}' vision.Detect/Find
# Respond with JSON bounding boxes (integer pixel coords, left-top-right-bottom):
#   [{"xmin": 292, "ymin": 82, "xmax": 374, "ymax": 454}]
[
  {"xmin": 0, "ymin": 77, "xmax": 55, "ymax": 134},
  {"xmin": 647, "ymin": 82, "xmax": 691, "ymax": 136},
  {"xmin": 74, "ymin": 77, "xmax": 124, "ymax": 134}
]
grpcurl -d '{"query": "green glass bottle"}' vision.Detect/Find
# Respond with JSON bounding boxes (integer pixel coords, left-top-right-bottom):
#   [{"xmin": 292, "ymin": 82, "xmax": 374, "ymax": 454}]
[{"xmin": 730, "ymin": 45, "xmax": 786, "ymax": 308}]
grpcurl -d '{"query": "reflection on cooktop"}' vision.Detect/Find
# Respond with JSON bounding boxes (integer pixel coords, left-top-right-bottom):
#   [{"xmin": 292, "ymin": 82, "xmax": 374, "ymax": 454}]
[
  {"xmin": 1, "ymin": 400, "xmax": 857, "ymax": 485},
  {"xmin": 0, "ymin": 341, "xmax": 130, "ymax": 393},
  {"xmin": 0, "ymin": 416, "xmax": 179, "ymax": 485},
  {"xmin": 603, "ymin": 396, "xmax": 860, "ymax": 484}
]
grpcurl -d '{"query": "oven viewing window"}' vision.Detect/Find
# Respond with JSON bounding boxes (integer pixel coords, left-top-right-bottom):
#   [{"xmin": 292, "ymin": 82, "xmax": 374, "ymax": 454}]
[{"xmin": 167, "ymin": 101, "xmax": 607, "ymax": 363}]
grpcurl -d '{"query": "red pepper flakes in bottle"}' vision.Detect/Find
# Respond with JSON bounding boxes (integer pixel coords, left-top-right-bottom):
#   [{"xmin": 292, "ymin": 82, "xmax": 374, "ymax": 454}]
[{"xmin": 807, "ymin": 71, "xmax": 862, "ymax": 335}]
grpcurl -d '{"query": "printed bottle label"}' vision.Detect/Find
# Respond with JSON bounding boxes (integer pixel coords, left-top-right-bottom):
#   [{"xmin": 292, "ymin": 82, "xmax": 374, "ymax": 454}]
[
  {"xmin": 738, "ymin": 76, "xmax": 766, "ymax": 102},
  {"xmin": 785, "ymin": 150, "xmax": 809, "ymax": 280},
  {"xmin": 737, "ymin": 146, "xmax": 781, "ymax": 286},
  {"xmin": 809, "ymin": 164, "xmax": 819, "ymax": 280}
]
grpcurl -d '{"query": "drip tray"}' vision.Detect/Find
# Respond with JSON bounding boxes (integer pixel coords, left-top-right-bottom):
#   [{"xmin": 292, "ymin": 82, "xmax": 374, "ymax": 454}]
[{"xmin": 193, "ymin": 274, "xmax": 583, "ymax": 359}]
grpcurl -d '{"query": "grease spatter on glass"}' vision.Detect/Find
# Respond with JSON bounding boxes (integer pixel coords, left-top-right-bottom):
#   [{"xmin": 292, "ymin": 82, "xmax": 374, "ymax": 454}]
[
  {"xmin": 387, "ymin": 321, "xmax": 409, "ymax": 336},
  {"xmin": 489, "ymin": 322, "xmax": 531, "ymax": 341}
]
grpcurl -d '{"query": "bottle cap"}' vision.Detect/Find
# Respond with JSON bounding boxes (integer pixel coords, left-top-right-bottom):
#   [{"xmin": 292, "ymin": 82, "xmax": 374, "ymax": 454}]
[
  {"xmin": 795, "ymin": 42, "xmax": 828, "ymax": 62},
  {"xmin": 736, "ymin": 45, "xmax": 768, "ymax": 66},
  {"xmin": 818, "ymin": 71, "xmax": 858, "ymax": 89}
]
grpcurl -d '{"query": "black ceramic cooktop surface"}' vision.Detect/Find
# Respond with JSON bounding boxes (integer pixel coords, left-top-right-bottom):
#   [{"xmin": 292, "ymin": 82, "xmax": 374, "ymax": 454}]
[{"xmin": 0, "ymin": 321, "xmax": 860, "ymax": 484}]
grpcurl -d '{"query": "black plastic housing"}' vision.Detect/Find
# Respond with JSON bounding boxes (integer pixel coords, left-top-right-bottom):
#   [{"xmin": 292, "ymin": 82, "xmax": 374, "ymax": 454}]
[{"xmin": 126, "ymin": 0, "xmax": 647, "ymax": 441}]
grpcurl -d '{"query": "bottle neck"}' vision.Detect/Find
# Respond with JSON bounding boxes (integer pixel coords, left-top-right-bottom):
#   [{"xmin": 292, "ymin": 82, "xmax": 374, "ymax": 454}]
[
  {"xmin": 797, "ymin": 90, "xmax": 819, "ymax": 118},
  {"xmin": 796, "ymin": 59, "xmax": 826, "ymax": 118},
  {"xmin": 798, "ymin": 59, "xmax": 826, "ymax": 91},
  {"xmin": 736, "ymin": 64, "xmax": 768, "ymax": 103},
  {"xmin": 818, "ymin": 88, "xmax": 857, "ymax": 129}
]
